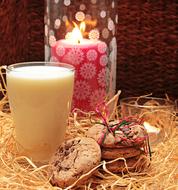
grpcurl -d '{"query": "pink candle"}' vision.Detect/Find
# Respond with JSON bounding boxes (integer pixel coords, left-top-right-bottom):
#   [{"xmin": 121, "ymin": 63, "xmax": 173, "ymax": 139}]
[{"xmin": 51, "ymin": 27, "xmax": 108, "ymax": 111}]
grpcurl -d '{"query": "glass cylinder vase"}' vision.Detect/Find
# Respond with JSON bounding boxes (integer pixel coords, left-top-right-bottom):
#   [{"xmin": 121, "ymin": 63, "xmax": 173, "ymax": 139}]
[{"xmin": 45, "ymin": 0, "xmax": 118, "ymax": 112}]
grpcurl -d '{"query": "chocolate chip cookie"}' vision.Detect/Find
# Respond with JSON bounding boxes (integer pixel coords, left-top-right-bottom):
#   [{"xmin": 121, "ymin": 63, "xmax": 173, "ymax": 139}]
[
  {"xmin": 101, "ymin": 147, "xmax": 143, "ymax": 160},
  {"xmin": 105, "ymin": 155, "xmax": 148, "ymax": 173},
  {"xmin": 49, "ymin": 137, "xmax": 101, "ymax": 188},
  {"xmin": 86, "ymin": 120, "xmax": 147, "ymax": 147},
  {"xmin": 86, "ymin": 124, "xmax": 116, "ymax": 147}
]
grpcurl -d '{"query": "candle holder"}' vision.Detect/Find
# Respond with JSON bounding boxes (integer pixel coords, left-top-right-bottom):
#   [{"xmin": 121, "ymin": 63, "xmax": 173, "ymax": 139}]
[
  {"xmin": 45, "ymin": 0, "xmax": 118, "ymax": 112},
  {"xmin": 120, "ymin": 97, "xmax": 175, "ymax": 145}
]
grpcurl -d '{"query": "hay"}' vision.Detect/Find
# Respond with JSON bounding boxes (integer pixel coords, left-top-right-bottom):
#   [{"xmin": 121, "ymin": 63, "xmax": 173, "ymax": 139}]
[{"xmin": 0, "ymin": 69, "xmax": 177, "ymax": 189}]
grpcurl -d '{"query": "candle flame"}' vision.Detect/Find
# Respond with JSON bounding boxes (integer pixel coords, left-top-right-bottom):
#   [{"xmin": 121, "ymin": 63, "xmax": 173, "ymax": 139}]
[
  {"xmin": 80, "ymin": 21, "xmax": 86, "ymax": 33},
  {"xmin": 65, "ymin": 22, "xmax": 86, "ymax": 44},
  {"xmin": 143, "ymin": 122, "xmax": 160, "ymax": 134}
]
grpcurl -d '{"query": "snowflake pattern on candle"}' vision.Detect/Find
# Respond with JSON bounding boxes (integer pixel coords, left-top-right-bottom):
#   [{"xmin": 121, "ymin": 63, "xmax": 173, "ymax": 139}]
[
  {"xmin": 89, "ymin": 88, "xmax": 106, "ymax": 110},
  {"xmin": 50, "ymin": 56, "xmax": 58, "ymax": 62},
  {"xmin": 97, "ymin": 68, "xmax": 107, "ymax": 88},
  {"xmin": 87, "ymin": 49, "xmax": 98, "ymax": 61},
  {"xmin": 98, "ymin": 42, "xmax": 107, "ymax": 53},
  {"xmin": 80, "ymin": 62, "xmax": 96, "ymax": 79},
  {"xmin": 100, "ymin": 55, "xmax": 108, "ymax": 66},
  {"xmin": 74, "ymin": 80, "xmax": 91, "ymax": 100},
  {"xmin": 56, "ymin": 46, "xmax": 65, "ymax": 56},
  {"xmin": 64, "ymin": 48, "xmax": 84, "ymax": 65}
]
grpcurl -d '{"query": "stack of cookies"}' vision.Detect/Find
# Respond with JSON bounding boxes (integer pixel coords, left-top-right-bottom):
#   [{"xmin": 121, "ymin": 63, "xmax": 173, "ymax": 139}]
[
  {"xmin": 48, "ymin": 118, "xmax": 150, "ymax": 188},
  {"xmin": 86, "ymin": 118, "xmax": 150, "ymax": 173}
]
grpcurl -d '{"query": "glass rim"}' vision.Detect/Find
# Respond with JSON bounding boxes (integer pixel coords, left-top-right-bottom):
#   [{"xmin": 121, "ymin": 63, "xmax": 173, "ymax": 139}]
[
  {"xmin": 120, "ymin": 96, "xmax": 174, "ymax": 109},
  {"xmin": 6, "ymin": 61, "xmax": 75, "ymax": 72}
]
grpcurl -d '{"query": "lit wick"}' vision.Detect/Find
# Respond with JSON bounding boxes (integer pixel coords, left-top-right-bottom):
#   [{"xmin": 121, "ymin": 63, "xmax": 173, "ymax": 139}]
[{"xmin": 65, "ymin": 22, "xmax": 85, "ymax": 44}]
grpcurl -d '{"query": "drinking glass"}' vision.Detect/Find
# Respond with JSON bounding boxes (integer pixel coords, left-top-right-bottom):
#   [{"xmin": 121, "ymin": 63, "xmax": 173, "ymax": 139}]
[{"xmin": 6, "ymin": 62, "xmax": 74, "ymax": 164}]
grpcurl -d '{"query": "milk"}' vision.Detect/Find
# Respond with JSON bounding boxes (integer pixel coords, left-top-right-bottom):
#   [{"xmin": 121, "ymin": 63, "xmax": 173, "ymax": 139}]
[{"xmin": 7, "ymin": 65, "xmax": 74, "ymax": 163}]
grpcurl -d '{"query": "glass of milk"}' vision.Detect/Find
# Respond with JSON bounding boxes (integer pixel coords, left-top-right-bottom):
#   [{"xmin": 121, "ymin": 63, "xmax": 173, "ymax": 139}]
[{"xmin": 6, "ymin": 62, "xmax": 75, "ymax": 164}]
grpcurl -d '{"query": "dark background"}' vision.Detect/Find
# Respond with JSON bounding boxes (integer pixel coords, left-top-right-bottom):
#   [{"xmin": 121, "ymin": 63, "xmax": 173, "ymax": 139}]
[{"xmin": 0, "ymin": 0, "xmax": 177, "ymax": 99}]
